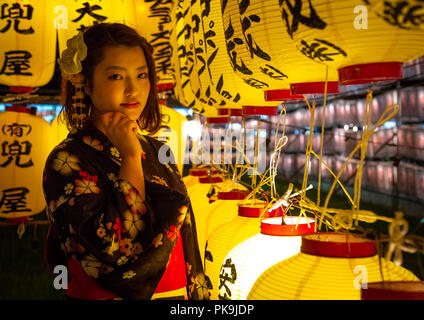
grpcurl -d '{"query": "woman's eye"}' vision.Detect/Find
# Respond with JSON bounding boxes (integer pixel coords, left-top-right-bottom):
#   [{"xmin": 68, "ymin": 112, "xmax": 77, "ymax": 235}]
[
  {"xmin": 109, "ymin": 74, "xmax": 123, "ymax": 80},
  {"xmin": 138, "ymin": 72, "xmax": 148, "ymax": 79}
]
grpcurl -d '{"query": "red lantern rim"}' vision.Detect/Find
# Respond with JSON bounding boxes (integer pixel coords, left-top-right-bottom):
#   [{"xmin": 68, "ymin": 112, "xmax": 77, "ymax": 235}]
[
  {"xmin": 238, "ymin": 203, "xmax": 284, "ymax": 218},
  {"xmin": 260, "ymin": 216, "xmax": 315, "ymax": 236},
  {"xmin": 189, "ymin": 168, "xmax": 218, "ymax": 176},
  {"xmin": 338, "ymin": 62, "xmax": 403, "ymax": 85},
  {"xmin": 217, "ymin": 190, "xmax": 250, "ymax": 200},
  {"xmin": 361, "ymin": 281, "xmax": 424, "ymax": 300},
  {"xmin": 301, "ymin": 232, "xmax": 376, "ymax": 258},
  {"xmin": 264, "ymin": 89, "xmax": 304, "ymax": 101},
  {"xmin": 156, "ymin": 82, "xmax": 174, "ymax": 91},
  {"xmin": 5, "ymin": 216, "xmax": 30, "ymax": 224},
  {"xmin": 198, "ymin": 175, "xmax": 223, "ymax": 184},
  {"xmin": 5, "ymin": 106, "xmax": 30, "ymax": 113},
  {"xmin": 217, "ymin": 108, "xmax": 229, "ymax": 116},
  {"xmin": 290, "ymin": 82, "xmax": 339, "ymax": 95},
  {"xmin": 207, "ymin": 117, "xmax": 229, "ymax": 124},
  {"xmin": 242, "ymin": 106, "xmax": 278, "ymax": 116},
  {"xmin": 230, "ymin": 108, "xmax": 243, "ymax": 117},
  {"xmin": 9, "ymin": 86, "xmax": 34, "ymax": 93}
]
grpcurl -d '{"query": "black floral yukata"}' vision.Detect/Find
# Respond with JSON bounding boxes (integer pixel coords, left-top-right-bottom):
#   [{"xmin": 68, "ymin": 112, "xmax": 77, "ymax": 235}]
[{"xmin": 43, "ymin": 123, "xmax": 208, "ymax": 300}]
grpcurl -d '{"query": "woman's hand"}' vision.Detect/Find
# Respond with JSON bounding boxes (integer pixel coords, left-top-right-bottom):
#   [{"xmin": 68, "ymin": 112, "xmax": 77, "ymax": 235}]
[{"xmin": 95, "ymin": 112, "xmax": 142, "ymax": 160}]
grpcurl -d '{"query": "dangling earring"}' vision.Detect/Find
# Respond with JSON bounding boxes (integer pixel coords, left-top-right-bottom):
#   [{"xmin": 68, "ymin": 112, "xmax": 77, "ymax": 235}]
[{"xmin": 71, "ymin": 81, "xmax": 88, "ymax": 129}]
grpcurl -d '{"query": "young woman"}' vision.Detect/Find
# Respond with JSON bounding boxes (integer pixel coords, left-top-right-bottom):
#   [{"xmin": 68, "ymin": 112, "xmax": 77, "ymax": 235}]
[{"xmin": 43, "ymin": 23, "xmax": 209, "ymax": 300}]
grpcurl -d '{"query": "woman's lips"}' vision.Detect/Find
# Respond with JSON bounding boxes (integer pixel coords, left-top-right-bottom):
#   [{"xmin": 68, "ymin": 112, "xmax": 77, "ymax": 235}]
[{"xmin": 121, "ymin": 102, "xmax": 140, "ymax": 109}]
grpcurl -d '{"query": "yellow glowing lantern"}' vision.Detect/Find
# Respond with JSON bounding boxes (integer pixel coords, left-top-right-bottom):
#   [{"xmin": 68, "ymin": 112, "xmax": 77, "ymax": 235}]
[
  {"xmin": 280, "ymin": 0, "xmax": 424, "ymax": 85},
  {"xmin": 184, "ymin": 0, "xmax": 278, "ymax": 111},
  {"xmin": 361, "ymin": 281, "xmax": 424, "ymax": 300},
  {"xmin": 172, "ymin": 0, "xmax": 217, "ymax": 117},
  {"xmin": 222, "ymin": 0, "xmax": 340, "ymax": 96},
  {"xmin": 217, "ymin": 215, "xmax": 315, "ymax": 300},
  {"xmin": 179, "ymin": 0, "xmax": 227, "ymax": 113},
  {"xmin": 0, "ymin": 111, "xmax": 55, "ymax": 220},
  {"xmin": 0, "ymin": 0, "xmax": 56, "ymax": 87},
  {"xmin": 183, "ymin": 166, "xmax": 218, "ymax": 190},
  {"xmin": 50, "ymin": 113, "xmax": 70, "ymax": 146},
  {"xmin": 204, "ymin": 201, "xmax": 283, "ymax": 300},
  {"xmin": 192, "ymin": 183, "xmax": 250, "ymax": 264},
  {"xmin": 129, "ymin": 0, "xmax": 176, "ymax": 85},
  {"xmin": 140, "ymin": 104, "xmax": 187, "ymax": 175},
  {"xmin": 188, "ymin": 174, "xmax": 225, "ymax": 210},
  {"xmin": 247, "ymin": 232, "xmax": 419, "ymax": 300},
  {"xmin": 55, "ymin": 0, "xmax": 136, "ymax": 60}
]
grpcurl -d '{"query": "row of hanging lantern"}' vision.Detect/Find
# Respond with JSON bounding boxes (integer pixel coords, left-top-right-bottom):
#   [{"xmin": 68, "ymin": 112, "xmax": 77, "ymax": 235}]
[{"xmin": 2, "ymin": 0, "xmax": 424, "ymax": 299}]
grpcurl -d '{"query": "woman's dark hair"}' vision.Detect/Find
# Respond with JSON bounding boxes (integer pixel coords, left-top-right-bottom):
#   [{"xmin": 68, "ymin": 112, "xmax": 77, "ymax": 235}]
[{"xmin": 60, "ymin": 23, "xmax": 162, "ymax": 134}]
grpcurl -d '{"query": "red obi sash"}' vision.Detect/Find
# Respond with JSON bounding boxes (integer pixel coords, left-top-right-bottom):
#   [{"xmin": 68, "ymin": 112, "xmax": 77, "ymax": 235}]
[{"xmin": 65, "ymin": 232, "xmax": 186, "ymax": 299}]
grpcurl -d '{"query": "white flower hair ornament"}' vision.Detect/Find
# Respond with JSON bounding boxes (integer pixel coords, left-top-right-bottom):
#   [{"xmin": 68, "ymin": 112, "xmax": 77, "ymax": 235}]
[
  {"xmin": 57, "ymin": 31, "xmax": 87, "ymax": 86},
  {"xmin": 58, "ymin": 31, "xmax": 90, "ymax": 128}
]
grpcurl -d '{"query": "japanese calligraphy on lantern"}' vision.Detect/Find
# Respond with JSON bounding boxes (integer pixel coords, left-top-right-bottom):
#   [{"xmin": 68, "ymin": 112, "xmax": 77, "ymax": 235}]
[
  {"xmin": 134, "ymin": 0, "xmax": 175, "ymax": 84},
  {"xmin": 218, "ymin": 258, "xmax": 237, "ymax": 300},
  {"xmin": 56, "ymin": 0, "xmax": 136, "ymax": 61},
  {"xmin": 374, "ymin": 0, "xmax": 424, "ymax": 30},
  {"xmin": 0, "ymin": 187, "xmax": 31, "ymax": 214},
  {"xmin": 221, "ymin": 0, "xmax": 289, "ymax": 90},
  {"xmin": 0, "ymin": 0, "xmax": 56, "ymax": 87},
  {"xmin": 0, "ymin": 112, "xmax": 55, "ymax": 218},
  {"xmin": 0, "ymin": 2, "xmax": 34, "ymax": 34}
]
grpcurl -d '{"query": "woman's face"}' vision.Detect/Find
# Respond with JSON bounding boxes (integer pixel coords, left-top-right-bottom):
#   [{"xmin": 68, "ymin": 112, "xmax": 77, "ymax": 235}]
[{"xmin": 85, "ymin": 45, "xmax": 151, "ymax": 121}]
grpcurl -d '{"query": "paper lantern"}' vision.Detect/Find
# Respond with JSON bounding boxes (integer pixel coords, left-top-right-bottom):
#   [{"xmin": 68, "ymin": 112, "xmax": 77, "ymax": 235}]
[
  {"xmin": 178, "ymin": 0, "xmax": 278, "ymax": 113},
  {"xmin": 0, "ymin": 110, "xmax": 55, "ymax": 219},
  {"xmin": 222, "ymin": 0, "xmax": 340, "ymax": 96},
  {"xmin": 361, "ymin": 281, "xmax": 424, "ymax": 300},
  {"xmin": 183, "ymin": 166, "xmax": 218, "ymax": 190},
  {"xmin": 193, "ymin": 186, "xmax": 250, "ymax": 264},
  {"xmin": 216, "ymin": 215, "xmax": 315, "ymax": 300},
  {"xmin": 0, "ymin": 0, "xmax": 56, "ymax": 87},
  {"xmin": 55, "ymin": 0, "xmax": 136, "ymax": 61},
  {"xmin": 171, "ymin": 0, "xmax": 222, "ymax": 117},
  {"xmin": 130, "ymin": 0, "xmax": 176, "ymax": 85},
  {"xmin": 247, "ymin": 232, "xmax": 419, "ymax": 300},
  {"xmin": 204, "ymin": 201, "xmax": 283, "ymax": 300},
  {"xmin": 140, "ymin": 104, "xmax": 187, "ymax": 174},
  {"xmin": 280, "ymin": 0, "xmax": 424, "ymax": 85},
  {"xmin": 50, "ymin": 113, "xmax": 70, "ymax": 146},
  {"xmin": 182, "ymin": 166, "xmax": 218, "ymax": 190}
]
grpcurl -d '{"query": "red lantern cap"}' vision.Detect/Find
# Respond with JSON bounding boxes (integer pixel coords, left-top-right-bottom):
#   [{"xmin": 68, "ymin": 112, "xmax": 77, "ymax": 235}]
[
  {"xmin": 301, "ymin": 232, "xmax": 376, "ymax": 258},
  {"xmin": 290, "ymin": 82, "xmax": 339, "ymax": 95},
  {"xmin": 338, "ymin": 62, "xmax": 403, "ymax": 85},
  {"xmin": 217, "ymin": 190, "xmax": 250, "ymax": 200},
  {"xmin": 217, "ymin": 108, "xmax": 229, "ymax": 116},
  {"xmin": 9, "ymin": 86, "xmax": 34, "ymax": 93},
  {"xmin": 242, "ymin": 106, "xmax": 278, "ymax": 116},
  {"xmin": 198, "ymin": 175, "xmax": 223, "ymax": 184},
  {"xmin": 264, "ymin": 89, "xmax": 304, "ymax": 101},
  {"xmin": 5, "ymin": 105, "xmax": 30, "ymax": 113},
  {"xmin": 261, "ymin": 216, "xmax": 315, "ymax": 236},
  {"xmin": 156, "ymin": 82, "xmax": 174, "ymax": 91},
  {"xmin": 189, "ymin": 168, "xmax": 218, "ymax": 176},
  {"xmin": 230, "ymin": 108, "xmax": 243, "ymax": 117},
  {"xmin": 238, "ymin": 203, "xmax": 284, "ymax": 218},
  {"xmin": 207, "ymin": 117, "xmax": 229, "ymax": 124},
  {"xmin": 361, "ymin": 281, "xmax": 424, "ymax": 300}
]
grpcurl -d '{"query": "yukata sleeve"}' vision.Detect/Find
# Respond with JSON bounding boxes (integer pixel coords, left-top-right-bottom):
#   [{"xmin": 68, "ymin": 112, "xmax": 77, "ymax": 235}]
[
  {"xmin": 43, "ymin": 145, "xmax": 183, "ymax": 300},
  {"xmin": 181, "ymin": 201, "xmax": 210, "ymax": 300}
]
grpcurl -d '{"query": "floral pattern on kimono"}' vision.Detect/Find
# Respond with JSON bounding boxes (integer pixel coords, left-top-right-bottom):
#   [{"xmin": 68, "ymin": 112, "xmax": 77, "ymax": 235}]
[{"xmin": 43, "ymin": 124, "xmax": 208, "ymax": 300}]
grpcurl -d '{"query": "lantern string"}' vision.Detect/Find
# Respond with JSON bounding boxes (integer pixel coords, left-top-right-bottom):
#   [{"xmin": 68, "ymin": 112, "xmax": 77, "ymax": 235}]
[{"xmin": 284, "ymin": 91, "xmax": 401, "ymax": 235}]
